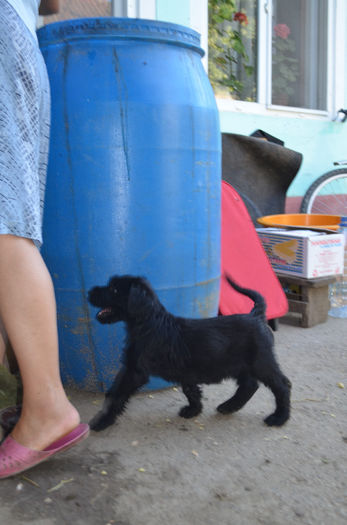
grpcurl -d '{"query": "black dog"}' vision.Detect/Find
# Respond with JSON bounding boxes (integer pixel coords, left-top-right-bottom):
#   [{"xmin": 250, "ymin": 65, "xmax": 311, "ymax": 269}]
[{"xmin": 88, "ymin": 275, "xmax": 291, "ymax": 431}]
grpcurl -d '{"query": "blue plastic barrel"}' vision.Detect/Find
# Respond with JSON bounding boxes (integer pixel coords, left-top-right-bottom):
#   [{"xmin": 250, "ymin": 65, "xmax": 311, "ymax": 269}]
[{"xmin": 38, "ymin": 18, "xmax": 221, "ymax": 392}]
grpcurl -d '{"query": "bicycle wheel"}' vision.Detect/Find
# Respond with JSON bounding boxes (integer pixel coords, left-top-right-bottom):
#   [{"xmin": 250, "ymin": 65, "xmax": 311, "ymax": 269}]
[{"xmin": 300, "ymin": 169, "xmax": 347, "ymax": 214}]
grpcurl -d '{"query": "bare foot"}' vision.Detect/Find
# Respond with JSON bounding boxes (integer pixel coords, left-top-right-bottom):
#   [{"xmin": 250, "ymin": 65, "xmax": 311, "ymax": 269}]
[{"xmin": 10, "ymin": 399, "xmax": 81, "ymax": 451}]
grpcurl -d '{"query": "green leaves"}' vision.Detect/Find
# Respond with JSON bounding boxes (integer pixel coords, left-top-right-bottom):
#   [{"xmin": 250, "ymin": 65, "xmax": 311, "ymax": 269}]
[
  {"xmin": 272, "ymin": 30, "xmax": 299, "ymax": 103},
  {"xmin": 208, "ymin": 0, "xmax": 255, "ymax": 100}
]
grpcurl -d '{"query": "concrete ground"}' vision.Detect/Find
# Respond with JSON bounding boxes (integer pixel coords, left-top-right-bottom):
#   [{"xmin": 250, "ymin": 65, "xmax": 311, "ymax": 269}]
[{"xmin": 0, "ymin": 314, "xmax": 346, "ymax": 525}]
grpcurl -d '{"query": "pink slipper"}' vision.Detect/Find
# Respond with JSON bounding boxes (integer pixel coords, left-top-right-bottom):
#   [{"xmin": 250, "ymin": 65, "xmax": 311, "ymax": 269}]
[{"xmin": 0, "ymin": 423, "xmax": 89, "ymax": 479}]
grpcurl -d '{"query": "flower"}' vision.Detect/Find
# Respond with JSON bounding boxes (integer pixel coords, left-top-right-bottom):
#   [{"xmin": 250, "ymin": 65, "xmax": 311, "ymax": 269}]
[
  {"xmin": 233, "ymin": 11, "xmax": 248, "ymax": 25},
  {"xmin": 274, "ymin": 23, "xmax": 291, "ymax": 39},
  {"xmin": 272, "ymin": 23, "xmax": 298, "ymax": 104},
  {"xmin": 208, "ymin": 0, "xmax": 255, "ymax": 99}
]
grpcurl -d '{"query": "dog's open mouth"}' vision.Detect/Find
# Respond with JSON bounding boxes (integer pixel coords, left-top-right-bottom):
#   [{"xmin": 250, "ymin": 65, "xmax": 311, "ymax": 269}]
[{"xmin": 97, "ymin": 307, "xmax": 114, "ymax": 321}]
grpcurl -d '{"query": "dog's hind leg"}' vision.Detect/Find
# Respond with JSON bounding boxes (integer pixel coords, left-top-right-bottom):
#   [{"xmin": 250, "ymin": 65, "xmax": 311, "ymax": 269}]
[
  {"xmin": 89, "ymin": 366, "xmax": 149, "ymax": 431},
  {"xmin": 254, "ymin": 360, "xmax": 291, "ymax": 426},
  {"xmin": 262, "ymin": 372, "xmax": 291, "ymax": 426},
  {"xmin": 217, "ymin": 374, "xmax": 259, "ymax": 414},
  {"xmin": 179, "ymin": 383, "xmax": 203, "ymax": 418}
]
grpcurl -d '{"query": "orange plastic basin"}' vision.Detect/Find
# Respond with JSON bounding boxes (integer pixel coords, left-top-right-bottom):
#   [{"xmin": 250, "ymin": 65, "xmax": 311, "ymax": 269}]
[{"xmin": 257, "ymin": 213, "xmax": 341, "ymax": 231}]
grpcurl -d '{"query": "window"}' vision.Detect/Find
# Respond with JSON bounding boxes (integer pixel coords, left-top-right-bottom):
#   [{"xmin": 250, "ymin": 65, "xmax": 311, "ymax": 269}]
[
  {"xmin": 41, "ymin": 0, "xmax": 156, "ymax": 24},
  {"xmin": 271, "ymin": 0, "xmax": 328, "ymax": 110},
  {"xmin": 41, "ymin": 0, "xmax": 112, "ymax": 23},
  {"xmin": 208, "ymin": 0, "xmax": 257, "ymax": 101},
  {"xmin": 208, "ymin": 0, "xmax": 344, "ymax": 116}
]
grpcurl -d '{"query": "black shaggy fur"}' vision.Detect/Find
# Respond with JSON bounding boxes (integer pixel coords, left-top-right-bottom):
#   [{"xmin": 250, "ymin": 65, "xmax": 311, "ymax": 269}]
[{"xmin": 88, "ymin": 275, "xmax": 291, "ymax": 431}]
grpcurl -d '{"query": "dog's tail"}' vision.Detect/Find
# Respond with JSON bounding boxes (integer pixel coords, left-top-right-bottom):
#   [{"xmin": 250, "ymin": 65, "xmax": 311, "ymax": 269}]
[{"xmin": 225, "ymin": 274, "xmax": 266, "ymax": 318}]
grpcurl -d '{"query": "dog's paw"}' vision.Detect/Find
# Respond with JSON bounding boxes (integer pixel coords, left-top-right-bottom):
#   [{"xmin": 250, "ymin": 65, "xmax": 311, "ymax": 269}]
[
  {"xmin": 216, "ymin": 401, "xmax": 237, "ymax": 414},
  {"xmin": 264, "ymin": 412, "xmax": 289, "ymax": 427},
  {"xmin": 89, "ymin": 411, "xmax": 115, "ymax": 432},
  {"xmin": 179, "ymin": 405, "xmax": 202, "ymax": 418}
]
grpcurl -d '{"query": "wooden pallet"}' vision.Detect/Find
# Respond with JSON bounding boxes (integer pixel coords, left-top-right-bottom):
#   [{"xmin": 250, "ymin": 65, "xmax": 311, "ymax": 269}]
[{"xmin": 276, "ymin": 274, "xmax": 337, "ymax": 328}]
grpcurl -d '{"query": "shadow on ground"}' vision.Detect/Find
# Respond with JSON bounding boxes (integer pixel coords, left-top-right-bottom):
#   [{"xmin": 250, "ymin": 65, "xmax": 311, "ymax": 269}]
[{"xmin": 1, "ymin": 316, "xmax": 346, "ymax": 525}]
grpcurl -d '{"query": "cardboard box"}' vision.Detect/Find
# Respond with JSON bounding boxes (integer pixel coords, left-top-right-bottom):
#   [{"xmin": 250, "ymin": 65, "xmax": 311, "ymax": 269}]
[{"xmin": 257, "ymin": 228, "xmax": 344, "ymax": 278}]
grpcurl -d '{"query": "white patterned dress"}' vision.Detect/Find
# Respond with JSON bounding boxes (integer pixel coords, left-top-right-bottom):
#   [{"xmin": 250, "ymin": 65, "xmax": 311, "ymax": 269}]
[{"xmin": 0, "ymin": 0, "xmax": 50, "ymax": 247}]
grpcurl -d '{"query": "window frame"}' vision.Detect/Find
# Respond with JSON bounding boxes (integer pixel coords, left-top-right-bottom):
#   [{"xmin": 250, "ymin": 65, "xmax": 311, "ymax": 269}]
[
  {"xmin": 202, "ymin": 0, "xmax": 345, "ymax": 120},
  {"xmin": 111, "ymin": 0, "xmax": 156, "ymax": 19}
]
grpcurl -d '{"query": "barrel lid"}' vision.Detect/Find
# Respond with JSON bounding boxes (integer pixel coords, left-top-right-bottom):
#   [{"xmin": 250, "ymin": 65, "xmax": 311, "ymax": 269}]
[{"xmin": 37, "ymin": 17, "xmax": 204, "ymax": 56}]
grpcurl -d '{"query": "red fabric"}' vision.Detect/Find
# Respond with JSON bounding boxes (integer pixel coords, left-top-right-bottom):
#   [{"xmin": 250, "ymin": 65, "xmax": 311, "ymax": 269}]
[{"xmin": 220, "ymin": 181, "xmax": 288, "ymax": 319}]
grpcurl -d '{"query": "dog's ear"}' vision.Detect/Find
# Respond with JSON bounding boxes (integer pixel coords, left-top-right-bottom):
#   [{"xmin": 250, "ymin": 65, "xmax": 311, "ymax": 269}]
[{"xmin": 128, "ymin": 284, "xmax": 153, "ymax": 318}]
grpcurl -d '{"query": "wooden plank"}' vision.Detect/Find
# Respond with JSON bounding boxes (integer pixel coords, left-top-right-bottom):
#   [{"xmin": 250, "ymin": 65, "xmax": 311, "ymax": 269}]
[{"xmin": 276, "ymin": 274, "xmax": 337, "ymax": 288}]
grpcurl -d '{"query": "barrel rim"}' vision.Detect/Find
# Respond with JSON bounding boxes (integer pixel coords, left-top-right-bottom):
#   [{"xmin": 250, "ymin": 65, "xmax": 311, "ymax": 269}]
[{"xmin": 37, "ymin": 17, "xmax": 204, "ymax": 56}]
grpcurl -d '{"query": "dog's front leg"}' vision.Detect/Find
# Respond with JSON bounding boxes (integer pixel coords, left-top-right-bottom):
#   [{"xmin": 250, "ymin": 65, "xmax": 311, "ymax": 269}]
[
  {"xmin": 89, "ymin": 365, "xmax": 148, "ymax": 431},
  {"xmin": 179, "ymin": 383, "xmax": 203, "ymax": 418}
]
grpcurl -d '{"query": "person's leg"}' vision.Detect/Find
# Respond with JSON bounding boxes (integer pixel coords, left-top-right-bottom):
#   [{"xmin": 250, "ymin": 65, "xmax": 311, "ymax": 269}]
[
  {"xmin": 0, "ymin": 318, "xmax": 7, "ymax": 365},
  {"xmin": 0, "ymin": 234, "xmax": 80, "ymax": 451}
]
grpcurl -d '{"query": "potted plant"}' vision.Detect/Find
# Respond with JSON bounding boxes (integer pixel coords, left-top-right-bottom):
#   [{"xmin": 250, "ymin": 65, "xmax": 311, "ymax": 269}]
[
  {"xmin": 208, "ymin": 0, "xmax": 255, "ymax": 100},
  {"xmin": 272, "ymin": 23, "xmax": 299, "ymax": 106}
]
